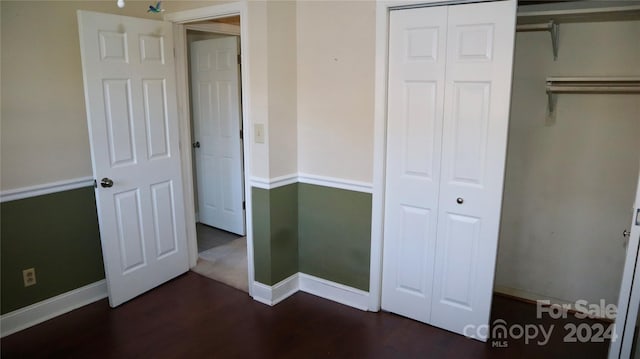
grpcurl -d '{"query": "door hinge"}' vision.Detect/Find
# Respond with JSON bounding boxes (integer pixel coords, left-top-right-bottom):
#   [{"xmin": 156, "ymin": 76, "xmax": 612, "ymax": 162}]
[
  {"xmin": 240, "ymin": 130, "xmax": 243, "ymax": 140},
  {"xmin": 237, "ymin": 54, "xmax": 241, "ymax": 65},
  {"xmin": 243, "ymin": 201, "xmax": 246, "ymax": 210}
]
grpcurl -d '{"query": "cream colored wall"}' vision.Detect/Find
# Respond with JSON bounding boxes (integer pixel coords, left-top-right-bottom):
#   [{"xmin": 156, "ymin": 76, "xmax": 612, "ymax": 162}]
[
  {"xmin": 296, "ymin": 1, "xmax": 375, "ymax": 183},
  {"xmin": 0, "ymin": 0, "xmax": 298, "ymax": 190},
  {"xmin": 246, "ymin": 0, "xmax": 270, "ymax": 179},
  {"xmin": 0, "ymin": 0, "xmax": 228, "ymax": 191},
  {"xmin": 495, "ymin": 20, "xmax": 640, "ymax": 305},
  {"xmin": 266, "ymin": 1, "xmax": 297, "ymax": 178}
]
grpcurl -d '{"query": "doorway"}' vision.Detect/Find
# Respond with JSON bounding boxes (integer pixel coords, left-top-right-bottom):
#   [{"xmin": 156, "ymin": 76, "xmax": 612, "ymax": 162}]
[
  {"xmin": 166, "ymin": 3, "xmax": 255, "ymax": 294},
  {"xmin": 182, "ymin": 17, "xmax": 248, "ymax": 293},
  {"xmin": 492, "ymin": 4, "xmax": 640, "ymax": 355}
]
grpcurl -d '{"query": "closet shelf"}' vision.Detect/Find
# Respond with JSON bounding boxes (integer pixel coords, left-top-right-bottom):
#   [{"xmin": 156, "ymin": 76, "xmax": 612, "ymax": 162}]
[
  {"xmin": 516, "ymin": 4, "xmax": 640, "ymax": 61},
  {"xmin": 546, "ymin": 77, "xmax": 640, "ymax": 115}
]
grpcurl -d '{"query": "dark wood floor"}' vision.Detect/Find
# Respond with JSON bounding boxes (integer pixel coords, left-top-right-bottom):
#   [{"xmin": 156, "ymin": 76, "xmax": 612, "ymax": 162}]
[{"xmin": 1, "ymin": 272, "xmax": 610, "ymax": 358}]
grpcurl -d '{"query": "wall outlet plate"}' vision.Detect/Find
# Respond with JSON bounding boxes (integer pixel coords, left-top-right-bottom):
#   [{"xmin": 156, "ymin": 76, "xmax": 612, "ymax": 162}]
[{"xmin": 23, "ymin": 268, "xmax": 36, "ymax": 287}]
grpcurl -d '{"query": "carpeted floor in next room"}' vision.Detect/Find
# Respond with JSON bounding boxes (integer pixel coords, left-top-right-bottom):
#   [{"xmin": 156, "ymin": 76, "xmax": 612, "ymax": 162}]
[{"xmin": 190, "ymin": 223, "xmax": 248, "ymax": 292}]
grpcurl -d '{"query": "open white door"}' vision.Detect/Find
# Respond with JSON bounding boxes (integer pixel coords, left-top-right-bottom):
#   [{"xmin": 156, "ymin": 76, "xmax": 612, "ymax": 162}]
[
  {"xmin": 609, "ymin": 166, "xmax": 640, "ymax": 358},
  {"xmin": 78, "ymin": 11, "xmax": 189, "ymax": 307},
  {"xmin": 191, "ymin": 37, "xmax": 245, "ymax": 236}
]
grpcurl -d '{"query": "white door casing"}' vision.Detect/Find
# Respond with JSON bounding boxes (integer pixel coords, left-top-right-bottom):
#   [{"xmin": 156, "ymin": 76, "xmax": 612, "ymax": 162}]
[
  {"xmin": 610, "ymin": 164, "xmax": 640, "ymax": 359},
  {"xmin": 191, "ymin": 37, "xmax": 245, "ymax": 235},
  {"xmin": 382, "ymin": 0, "xmax": 516, "ymax": 340},
  {"xmin": 78, "ymin": 11, "xmax": 189, "ymax": 307}
]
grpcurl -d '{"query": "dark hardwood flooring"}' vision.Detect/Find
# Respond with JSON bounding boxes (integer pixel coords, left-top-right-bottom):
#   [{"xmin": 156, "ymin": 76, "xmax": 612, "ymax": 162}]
[{"xmin": 1, "ymin": 272, "xmax": 610, "ymax": 358}]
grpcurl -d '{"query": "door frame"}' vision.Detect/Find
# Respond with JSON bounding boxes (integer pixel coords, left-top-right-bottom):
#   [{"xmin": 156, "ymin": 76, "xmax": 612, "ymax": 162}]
[
  {"xmin": 165, "ymin": 2, "xmax": 255, "ymax": 296},
  {"xmin": 370, "ymin": 0, "xmax": 502, "ymax": 312}
]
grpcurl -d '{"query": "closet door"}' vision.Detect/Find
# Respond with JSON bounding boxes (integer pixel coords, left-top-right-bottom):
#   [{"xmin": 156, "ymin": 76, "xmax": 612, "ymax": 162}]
[
  {"xmin": 430, "ymin": 0, "xmax": 516, "ymax": 339},
  {"xmin": 381, "ymin": 6, "xmax": 447, "ymax": 323}
]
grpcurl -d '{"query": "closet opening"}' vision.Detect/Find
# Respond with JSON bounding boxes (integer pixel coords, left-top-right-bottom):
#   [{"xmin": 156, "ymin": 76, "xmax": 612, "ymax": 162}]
[{"xmin": 493, "ymin": 2, "xmax": 640, "ymax": 356}]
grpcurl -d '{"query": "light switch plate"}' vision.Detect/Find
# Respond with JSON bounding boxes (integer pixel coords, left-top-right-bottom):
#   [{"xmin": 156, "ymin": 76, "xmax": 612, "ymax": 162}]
[{"xmin": 254, "ymin": 124, "xmax": 265, "ymax": 144}]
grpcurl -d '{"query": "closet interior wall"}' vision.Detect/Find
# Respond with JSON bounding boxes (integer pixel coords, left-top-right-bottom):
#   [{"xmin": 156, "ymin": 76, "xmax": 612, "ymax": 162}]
[{"xmin": 495, "ymin": 19, "xmax": 640, "ymax": 306}]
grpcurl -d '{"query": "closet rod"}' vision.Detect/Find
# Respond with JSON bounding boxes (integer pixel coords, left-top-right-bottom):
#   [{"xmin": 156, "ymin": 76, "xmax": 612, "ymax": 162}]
[{"xmin": 546, "ymin": 77, "xmax": 640, "ymax": 115}]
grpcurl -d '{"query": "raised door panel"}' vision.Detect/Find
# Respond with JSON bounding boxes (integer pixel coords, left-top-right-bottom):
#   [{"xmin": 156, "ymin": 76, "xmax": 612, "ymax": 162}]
[
  {"xmin": 431, "ymin": 0, "xmax": 516, "ymax": 340},
  {"xmin": 381, "ymin": 6, "xmax": 447, "ymax": 324}
]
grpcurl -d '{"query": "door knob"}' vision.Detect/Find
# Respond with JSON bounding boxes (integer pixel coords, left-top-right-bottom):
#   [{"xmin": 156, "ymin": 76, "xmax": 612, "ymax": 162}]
[
  {"xmin": 456, "ymin": 197, "xmax": 464, "ymax": 204},
  {"xmin": 100, "ymin": 178, "xmax": 114, "ymax": 188},
  {"xmin": 624, "ymin": 229, "xmax": 631, "ymax": 238},
  {"xmin": 192, "ymin": 141, "xmax": 200, "ymax": 148}
]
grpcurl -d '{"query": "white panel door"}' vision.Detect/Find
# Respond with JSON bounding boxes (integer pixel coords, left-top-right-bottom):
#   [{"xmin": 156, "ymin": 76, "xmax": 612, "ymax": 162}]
[
  {"xmin": 78, "ymin": 11, "xmax": 188, "ymax": 307},
  {"xmin": 191, "ymin": 37, "xmax": 245, "ymax": 236},
  {"xmin": 381, "ymin": 6, "xmax": 447, "ymax": 323},
  {"xmin": 430, "ymin": 0, "xmax": 516, "ymax": 339}
]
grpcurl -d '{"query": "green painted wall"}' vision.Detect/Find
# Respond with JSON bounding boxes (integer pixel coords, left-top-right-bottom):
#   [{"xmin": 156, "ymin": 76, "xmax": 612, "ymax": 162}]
[
  {"xmin": 251, "ymin": 187, "xmax": 272, "ymax": 285},
  {"xmin": 298, "ymin": 184, "xmax": 371, "ymax": 291},
  {"xmin": 252, "ymin": 183, "xmax": 371, "ymax": 291},
  {"xmin": 251, "ymin": 184, "xmax": 298, "ymax": 286},
  {"xmin": 1, "ymin": 187, "xmax": 105, "ymax": 314}
]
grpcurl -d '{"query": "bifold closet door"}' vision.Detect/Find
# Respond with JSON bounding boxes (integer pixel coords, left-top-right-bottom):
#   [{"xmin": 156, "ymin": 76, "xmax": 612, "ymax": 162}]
[
  {"xmin": 382, "ymin": 0, "xmax": 516, "ymax": 340},
  {"xmin": 381, "ymin": 5, "xmax": 448, "ymax": 324}
]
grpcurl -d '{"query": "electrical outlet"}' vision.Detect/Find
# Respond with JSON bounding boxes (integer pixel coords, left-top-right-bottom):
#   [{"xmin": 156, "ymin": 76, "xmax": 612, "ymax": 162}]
[{"xmin": 23, "ymin": 268, "xmax": 36, "ymax": 287}]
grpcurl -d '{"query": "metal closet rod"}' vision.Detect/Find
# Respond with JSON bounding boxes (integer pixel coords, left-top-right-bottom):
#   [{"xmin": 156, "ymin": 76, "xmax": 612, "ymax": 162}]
[
  {"xmin": 546, "ymin": 78, "xmax": 640, "ymax": 94},
  {"xmin": 545, "ymin": 78, "xmax": 640, "ymax": 115}
]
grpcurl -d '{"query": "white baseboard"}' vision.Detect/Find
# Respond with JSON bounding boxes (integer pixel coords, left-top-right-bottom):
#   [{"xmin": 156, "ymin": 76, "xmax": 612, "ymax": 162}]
[
  {"xmin": 1, "ymin": 280, "xmax": 108, "ymax": 337},
  {"xmin": 251, "ymin": 273, "xmax": 299, "ymax": 306},
  {"xmin": 298, "ymin": 273, "xmax": 369, "ymax": 311},
  {"xmin": 251, "ymin": 272, "xmax": 370, "ymax": 312}
]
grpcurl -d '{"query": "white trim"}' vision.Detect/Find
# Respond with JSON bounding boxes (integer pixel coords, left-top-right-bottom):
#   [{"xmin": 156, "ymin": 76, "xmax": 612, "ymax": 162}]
[
  {"xmin": 168, "ymin": 1, "xmax": 256, "ymax": 297},
  {"xmin": 250, "ymin": 174, "xmax": 372, "ymax": 193},
  {"xmin": 251, "ymin": 282, "xmax": 274, "ymax": 306},
  {"xmin": 250, "ymin": 174, "xmax": 298, "ymax": 190},
  {"xmin": 250, "ymin": 273, "xmax": 371, "ymax": 312},
  {"xmin": 251, "ymin": 273, "xmax": 299, "ymax": 306},
  {"xmin": 0, "ymin": 280, "xmax": 107, "ymax": 337},
  {"xmin": 185, "ymin": 23, "xmax": 240, "ymax": 36},
  {"xmin": 165, "ymin": 2, "xmax": 244, "ymax": 23},
  {"xmin": 297, "ymin": 173, "xmax": 373, "ymax": 194},
  {"xmin": 0, "ymin": 176, "xmax": 94, "ymax": 203},
  {"xmin": 298, "ymin": 273, "xmax": 370, "ymax": 311},
  {"xmin": 271, "ymin": 273, "xmax": 300, "ymax": 305}
]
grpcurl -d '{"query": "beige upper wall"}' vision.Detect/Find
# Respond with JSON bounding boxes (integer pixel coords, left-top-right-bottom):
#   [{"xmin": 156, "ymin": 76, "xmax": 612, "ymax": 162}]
[
  {"xmin": 266, "ymin": 1, "xmax": 297, "ymax": 178},
  {"xmin": 296, "ymin": 1, "xmax": 375, "ymax": 183},
  {"xmin": 0, "ymin": 0, "xmax": 231, "ymax": 191}
]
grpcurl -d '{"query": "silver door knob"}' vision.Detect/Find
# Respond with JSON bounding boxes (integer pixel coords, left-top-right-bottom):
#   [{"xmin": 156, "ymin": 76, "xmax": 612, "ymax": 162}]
[
  {"xmin": 192, "ymin": 141, "xmax": 200, "ymax": 148},
  {"xmin": 100, "ymin": 178, "xmax": 114, "ymax": 188},
  {"xmin": 456, "ymin": 197, "xmax": 464, "ymax": 204},
  {"xmin": 624, "ymin": 229, "xmax": 631, "ymax": 238}
]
